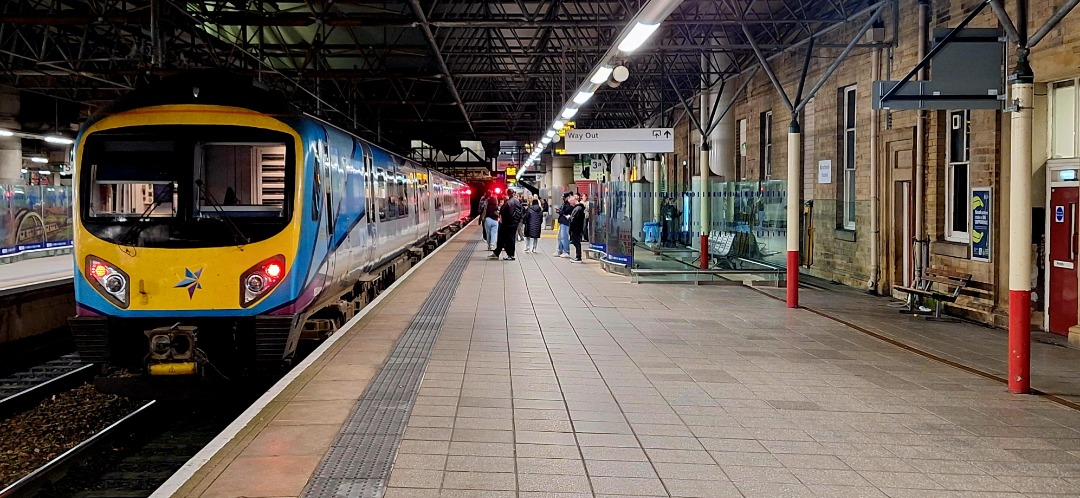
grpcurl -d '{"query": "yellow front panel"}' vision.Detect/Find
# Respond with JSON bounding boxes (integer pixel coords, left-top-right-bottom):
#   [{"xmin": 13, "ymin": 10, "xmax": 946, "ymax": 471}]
[{"xmin": 74, "ymin": 105, "xmax": 304, "ymax": 311}]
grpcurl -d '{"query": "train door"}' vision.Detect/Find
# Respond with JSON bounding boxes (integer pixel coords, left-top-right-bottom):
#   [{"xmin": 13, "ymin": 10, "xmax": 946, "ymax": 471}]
[
  {"xmin": 361, "ymin": 142, "xmax": 376, "ymax": 265},
  {"xmin": 1048, "ymin": 161, "xmax": 1080, "ymax": 335},
  {"xmin": 322, "ymin": 140, "xmax": 337, "ymax": 288}
]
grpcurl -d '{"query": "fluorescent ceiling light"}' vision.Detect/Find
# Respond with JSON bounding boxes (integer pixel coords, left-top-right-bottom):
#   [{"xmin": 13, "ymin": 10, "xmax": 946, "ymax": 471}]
[
  {"xmin": 20, "ymin": 168, "xmax": 27, "ymax": 173},
  {"xmin": 546, "ymin": 130, "xmax": 556, "ymax": 138},
  {"xmin": 30, "ymin": 157, "xmax": 47, "ymax": 163},
  {"xmin": 38, "ymin": 169, "xmax": 51, "ymax": 174},
  {"xmin": 573, "ymin": 91, "xmax": 595, "ymax": 105},
  {"xmin": 0, "ymin": 130, "xmax": 13, "ymax": 137},
  {"xmin": 43, "ymin": 135, "xmax": 73, "ymax": 145},
  {"xmin": 553, "ymin": 120, "xmax": 564, "ymax": 129},
  {"xmin": 561, "ymin": 107, "xmax": 578, "ymax": 119},
  {"xmin": 590, "ymin": 66, "xmax": 614, "ymax": 84},
  {"xmin": 618, "ymin": 22, "xmax": 661, "ymax": 53},
  {"xmin": 541, "ymin": 137, "xmax": 552, "ymax": 144}
]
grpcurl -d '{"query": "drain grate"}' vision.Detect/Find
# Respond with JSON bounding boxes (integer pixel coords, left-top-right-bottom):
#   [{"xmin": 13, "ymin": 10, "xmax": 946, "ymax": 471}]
[{"xmin": 302, "ymin": 240, "xmax": 476, "ymax": 498}]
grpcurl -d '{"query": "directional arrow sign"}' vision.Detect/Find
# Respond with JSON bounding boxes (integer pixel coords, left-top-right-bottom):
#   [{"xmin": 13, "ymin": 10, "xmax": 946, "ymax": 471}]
[{"xmin": 563, "ymin": 128, "xmax": 675, "ymax": 154}]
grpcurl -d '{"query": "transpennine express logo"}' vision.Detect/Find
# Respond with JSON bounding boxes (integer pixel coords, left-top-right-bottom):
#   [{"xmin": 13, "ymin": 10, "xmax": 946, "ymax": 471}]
[{"xmin": 175, "ymin": 268, "xmax": 203, "ymax": 298}]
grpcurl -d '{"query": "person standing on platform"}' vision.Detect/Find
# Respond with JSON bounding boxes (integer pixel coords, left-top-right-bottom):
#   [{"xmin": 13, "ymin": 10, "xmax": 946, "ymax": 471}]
[
  {"xmin": 516, "ymin": 192, "xmax": 527, "ymax": 242},
  {"xmin": 477, "ymin": 192, "xmax": 488, "ymax": 241},
  {"xmin": 567, "ymin": 194, "xmax": 586, "ymax": 263},
  {"xmin": 580, "ymin": 193, "xmax": 591, "ymax": 242},
  {"xmin": 483, "ymin": 194, "xmax": 499, "ymax": 251},
  {"xmin": 555, "ymin": 192, "xmax": 572, "ymax": 258},
  {"xmin": 491, "ymin": 193, "xmax": 522, "ymax": 260},
  {"xmin": 522, "ymin": 197, "xmax": 544, "ymax": 253}
]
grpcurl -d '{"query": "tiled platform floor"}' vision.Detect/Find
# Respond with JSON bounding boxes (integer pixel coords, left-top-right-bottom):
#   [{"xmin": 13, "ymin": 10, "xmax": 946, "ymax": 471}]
[{"xmin": 383, "ymin": 231, "xmax": 1080, "ymax": 497}]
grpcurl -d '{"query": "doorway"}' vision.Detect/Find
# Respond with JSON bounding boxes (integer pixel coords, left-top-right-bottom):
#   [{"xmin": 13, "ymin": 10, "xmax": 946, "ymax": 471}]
[{"xmin": 1048, "ymin": 161, "xmax": 1080, "ymax": 335}]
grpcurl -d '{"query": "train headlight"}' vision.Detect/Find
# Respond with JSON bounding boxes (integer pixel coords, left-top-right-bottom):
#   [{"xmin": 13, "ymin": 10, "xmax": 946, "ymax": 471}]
[
  {"xmin": 240, "ymin": 255, "xmax": 286, "ymax": 307},
  {"xmin": 85, "ymin": 256, "xmax": 129, "ymax": 308}
]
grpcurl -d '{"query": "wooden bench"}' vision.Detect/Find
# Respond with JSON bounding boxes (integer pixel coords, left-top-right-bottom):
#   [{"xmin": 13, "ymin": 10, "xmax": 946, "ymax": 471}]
[{"xmin": 893, "ymin": 267, "xmax": 972, "ymax": 321}]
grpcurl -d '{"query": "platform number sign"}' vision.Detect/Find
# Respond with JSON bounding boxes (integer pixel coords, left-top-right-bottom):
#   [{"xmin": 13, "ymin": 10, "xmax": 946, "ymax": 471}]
[{"xmin": 970, "ymin": 187, "xmax": 991, "ymax": 262}]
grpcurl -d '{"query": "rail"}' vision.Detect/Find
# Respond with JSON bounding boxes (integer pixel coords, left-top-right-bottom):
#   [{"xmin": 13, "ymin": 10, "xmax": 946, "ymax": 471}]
[
  {"xmin": 0, "ymin": 400, "xmax": 158, "ymax": 498},
  {"xmin": 0, "ymin": 361, "xmax": 95, "ymax": 419}
]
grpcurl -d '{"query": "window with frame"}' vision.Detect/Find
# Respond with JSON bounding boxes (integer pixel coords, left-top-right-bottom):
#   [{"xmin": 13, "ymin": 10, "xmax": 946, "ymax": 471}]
[
  {"xmin": 1052, "ymin": 80, "xmax": 1077, "ymax": 158},
  {"xmin": 760, "ymin": 111, "xmax": 772, "ymax": 180},
  {"xmin": 946, "ymin": 110, "xmax": 971, "ymax": 242},
  {"xmin": 841, "ymin": 85, "xmax": 857, "ymax": 230}
]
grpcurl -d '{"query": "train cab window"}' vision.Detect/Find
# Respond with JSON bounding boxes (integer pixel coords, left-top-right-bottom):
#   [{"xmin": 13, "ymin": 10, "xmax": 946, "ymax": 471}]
[
  {"xmin": 196, "ymin": 143, "xmax": 287, "ymax": 218},
  {"xmin": 80, "ymin": 125, "xmax": 295, "ymax": 248}
]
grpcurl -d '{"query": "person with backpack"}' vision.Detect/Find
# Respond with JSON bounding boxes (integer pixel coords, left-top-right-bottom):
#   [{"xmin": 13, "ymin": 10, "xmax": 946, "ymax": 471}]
[
  {"xmin": 522, "ymin": 197, "xmax": 544, "ymax": 253},
  {"xmin": 491, "ymin": 193, "xmax": 522, "ymax": 260}
]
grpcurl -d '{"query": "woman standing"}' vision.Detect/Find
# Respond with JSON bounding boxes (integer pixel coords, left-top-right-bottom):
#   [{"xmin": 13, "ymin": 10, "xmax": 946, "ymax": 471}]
[{"xmin": 522, "ymin": 197, "xmax": 544, "ymax": 253}]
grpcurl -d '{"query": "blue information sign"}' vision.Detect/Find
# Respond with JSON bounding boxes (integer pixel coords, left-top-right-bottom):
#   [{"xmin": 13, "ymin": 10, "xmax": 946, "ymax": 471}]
[
  {"xmin": 970, "ymin": 188, "xmax": 991, "ymax": 262},
  {"xmin": 1056, "ymin": 205, "xmax": 1066, "ymax": 223}
]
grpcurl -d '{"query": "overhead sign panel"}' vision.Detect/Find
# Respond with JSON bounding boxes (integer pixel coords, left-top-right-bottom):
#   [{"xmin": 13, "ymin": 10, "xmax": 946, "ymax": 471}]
[{"xmin": 564, "ymin": 128, "xmax": 674, "ymax": 154}]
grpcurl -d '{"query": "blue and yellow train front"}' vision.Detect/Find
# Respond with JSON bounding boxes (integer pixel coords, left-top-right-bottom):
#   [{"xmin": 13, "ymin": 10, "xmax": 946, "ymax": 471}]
[{"xmin": 70, "ymin": 104, "xmax": 315, "ymax": 378}]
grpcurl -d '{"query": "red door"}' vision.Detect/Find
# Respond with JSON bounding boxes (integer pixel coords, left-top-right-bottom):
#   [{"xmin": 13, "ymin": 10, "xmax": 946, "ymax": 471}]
[{"xmin": 1049, "ymin": 186, "xmax": 1079, "ymax": 335}]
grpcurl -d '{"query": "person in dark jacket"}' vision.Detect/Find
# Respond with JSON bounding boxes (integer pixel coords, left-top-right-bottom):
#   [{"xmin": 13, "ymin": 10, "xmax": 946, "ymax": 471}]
[
  {"xmin": 555, "ymin": 192, "xmax": 572, "ymax": 257},
  {"xmin": 522, "ymin": 198, "xmax": 544, "ymax": 253},
  {"xmin": 491, "ymin": 194, "xmax": 522, "ymax": 260},
  {"xmin": 567, "ymin": 194, "xmax": 586, "ymax": 263}
]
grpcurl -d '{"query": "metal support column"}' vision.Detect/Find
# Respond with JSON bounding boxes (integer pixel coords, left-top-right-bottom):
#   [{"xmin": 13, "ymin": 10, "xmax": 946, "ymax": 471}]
[
  {"xmin": 787, "ymin": 120, "xmax": 802, "ymax": 308},
  {"xmin": 1008, "ymin": 50, "xmax": 1034, "ymax": 394},
  {"xmin": 700, "ymin": 143, "xmax": 711, "ymax": 269}
]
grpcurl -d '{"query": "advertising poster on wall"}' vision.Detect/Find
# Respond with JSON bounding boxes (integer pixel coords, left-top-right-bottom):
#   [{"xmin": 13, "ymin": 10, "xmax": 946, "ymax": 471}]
[
  {"xmin": 0, "ymin": 185, "xmax": 73, "ymax": 256},
  {"xmin": 971, "ymin": 187, "xmax": 991, "ymax": 262}
]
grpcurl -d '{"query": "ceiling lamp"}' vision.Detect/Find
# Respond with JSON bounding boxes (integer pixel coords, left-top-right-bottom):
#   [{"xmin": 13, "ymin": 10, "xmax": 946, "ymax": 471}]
[
  {"xmin": 618, "ymin": 22, "xmax": 661, "ymax": 53},
  {"xmin": 590, "ymin": 66, "xmax": 614, "ymax": 84},
  {"xmin": 31, "ymin": 157, "xmax": 48, "ymax": 164},
  {"xmin": 546, "ymin": 130, "xmax": 556, "ymax": 138},
  {"xmin": 553, "ymin": 120, "xmax": 565, "ymax": 129},
  {"xmin": 573, "ymin": 91, "xmax": 595, "ymax": 105},
  {"xmin": 44, "ymin": 135, "xmax": 74, "ymax": 145},
  {"xmin": 0, "ymin": 129, "xmax": 13, "ymax": 137},
  {"xmin": 561, "ymin": 108, "xmax": 578, "ymax": 119}
]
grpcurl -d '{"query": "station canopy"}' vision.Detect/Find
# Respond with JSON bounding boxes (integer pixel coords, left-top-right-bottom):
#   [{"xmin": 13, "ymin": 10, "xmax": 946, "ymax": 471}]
[{"xmin": 0, "ymin": 0, "xmax": 887, "ymax": 155}]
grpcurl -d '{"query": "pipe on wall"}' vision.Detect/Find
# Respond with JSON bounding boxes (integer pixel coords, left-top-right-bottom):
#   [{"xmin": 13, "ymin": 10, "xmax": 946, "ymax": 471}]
[
  {"xmin": 914, "ymin": 0, "xmax": 929, "ymax": 286},
  {"xmin": 869, "ymin": 26, "xmax": 883, "ymax": 293}
]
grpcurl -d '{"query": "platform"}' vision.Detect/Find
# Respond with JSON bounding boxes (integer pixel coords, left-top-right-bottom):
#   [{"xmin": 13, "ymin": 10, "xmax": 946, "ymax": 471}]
[
  {"xmin": 156, "ymin": 224, "xmax": 1080, "ymax": 498},
  {"xmin": 0, "ymin": 254, "xmax": 73, "ymax": 297}
]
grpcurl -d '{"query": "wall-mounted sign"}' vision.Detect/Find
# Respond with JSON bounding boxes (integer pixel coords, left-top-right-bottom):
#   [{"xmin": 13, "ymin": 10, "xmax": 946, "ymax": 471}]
[
  {"xmin": 817, "ymin": 160, "xmax": 832, "ymax": 184},
  {"xmin": 971, "ymin": 187, "xmax": 991, "ymax": 262},
  {"xmin": 564, "ymin": 128, "xmax": 674, "ymax": 154}
]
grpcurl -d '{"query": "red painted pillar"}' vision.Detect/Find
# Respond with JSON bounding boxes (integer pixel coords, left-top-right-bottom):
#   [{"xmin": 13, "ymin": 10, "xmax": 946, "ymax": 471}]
[
  {"xmin": 786, "ymin": 122, "xmax": 801, "ymax": 308},
  {"xmin": 700, "ymin": 234, "xmax": 709, "ymax": 269},
  {"xmin": 1008, "ymin": 52, "xmax": 1033, "ymax": 394}
]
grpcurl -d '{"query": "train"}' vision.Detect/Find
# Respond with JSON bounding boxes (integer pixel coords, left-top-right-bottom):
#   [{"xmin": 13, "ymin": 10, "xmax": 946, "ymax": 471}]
[{"xmin": 67, "ymin": 73, "xmax": 471, "ymax": 387}]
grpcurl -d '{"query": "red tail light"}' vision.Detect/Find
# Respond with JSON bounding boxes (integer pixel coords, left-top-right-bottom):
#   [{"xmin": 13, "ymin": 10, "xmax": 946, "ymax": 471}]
[
  {"xmin": 85, "ymin": 256, "xmax": 129, "ymax": 308},
  {"xmin": 240, "ymin": 255, "xmax": 286, "ymax": 307}
]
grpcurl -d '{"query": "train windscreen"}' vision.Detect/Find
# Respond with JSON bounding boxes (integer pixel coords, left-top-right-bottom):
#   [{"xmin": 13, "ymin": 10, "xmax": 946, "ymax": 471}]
[{"xmin": 80, "ymin": 125, "xmax": 296, "ymax": 248}]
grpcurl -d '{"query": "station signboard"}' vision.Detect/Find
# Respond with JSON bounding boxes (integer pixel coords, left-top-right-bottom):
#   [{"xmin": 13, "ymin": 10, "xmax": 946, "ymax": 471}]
[{"xmin": 564, "ymin": 128, "xmax": 675, "ymax": 154}]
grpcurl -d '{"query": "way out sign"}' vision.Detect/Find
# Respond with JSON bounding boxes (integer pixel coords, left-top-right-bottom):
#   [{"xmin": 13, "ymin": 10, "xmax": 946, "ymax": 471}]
[{"xmin": 564, "ymin": 128, "xmax": 675, "ymax": 154}]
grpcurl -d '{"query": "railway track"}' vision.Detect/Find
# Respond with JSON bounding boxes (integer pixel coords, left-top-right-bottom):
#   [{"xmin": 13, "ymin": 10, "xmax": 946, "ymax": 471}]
[{"xmin": 0, "ymin": 354, "xmax": 94, "ymax": 419}]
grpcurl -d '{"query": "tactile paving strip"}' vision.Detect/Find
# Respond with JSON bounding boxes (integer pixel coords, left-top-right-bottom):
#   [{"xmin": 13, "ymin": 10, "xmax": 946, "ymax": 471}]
[{"xmin": 302, "ymin": 240, "xmax": 476, "ymax": 498}]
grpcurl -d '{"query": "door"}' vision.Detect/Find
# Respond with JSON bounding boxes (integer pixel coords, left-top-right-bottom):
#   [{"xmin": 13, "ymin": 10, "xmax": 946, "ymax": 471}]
[
  {"xmin": 1049, "ymin": 185, "xmax": 1079, "ymax": 335},
  {"xmin": 893, "ymin": 181, "xmax": 913, "ymax": 288}
]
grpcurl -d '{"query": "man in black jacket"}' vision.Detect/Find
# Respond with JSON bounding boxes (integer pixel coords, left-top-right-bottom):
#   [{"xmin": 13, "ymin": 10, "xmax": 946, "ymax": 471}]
[
  {"xmin": 567, "ymin": 194, "xmax": 586, "ymax": 263},
  {"xmin": 491, "ymin": 194, "xmax": 522, "ymax": 260},
  {"xmin": 555, "ymin": 192, "xmax": 572, "ymax": 257}
]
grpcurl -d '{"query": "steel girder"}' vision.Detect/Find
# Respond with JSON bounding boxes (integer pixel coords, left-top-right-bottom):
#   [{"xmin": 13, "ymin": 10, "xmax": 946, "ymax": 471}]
[{"xmin": 0, "ymin": 0, "xmax": 892, "ymax": 153}]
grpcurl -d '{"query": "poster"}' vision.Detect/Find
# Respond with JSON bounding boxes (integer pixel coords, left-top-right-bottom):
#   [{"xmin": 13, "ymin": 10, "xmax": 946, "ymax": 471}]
[
  {"xmin": 971, "ymin": 187, "xmax": 991, "ymax": 262},
  {"xmin": 0, "ymin": 185, "xmax": 73, "ymax": 256},
  {"xmin": 817, "ymin": 160, "xmax": 832, "ymax": 184}
]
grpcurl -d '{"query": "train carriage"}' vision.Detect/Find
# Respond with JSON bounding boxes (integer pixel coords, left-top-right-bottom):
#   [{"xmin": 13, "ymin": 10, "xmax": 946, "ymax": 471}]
[{"xmin": 68, "ymin": 74, "xmax": 470, "ymax": 385}]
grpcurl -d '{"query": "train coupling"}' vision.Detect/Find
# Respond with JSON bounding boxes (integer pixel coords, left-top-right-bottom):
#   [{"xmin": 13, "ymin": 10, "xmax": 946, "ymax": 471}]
[{"xmin": 144, "ymin": 323, "xmax": 200, "ymax": 376}]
